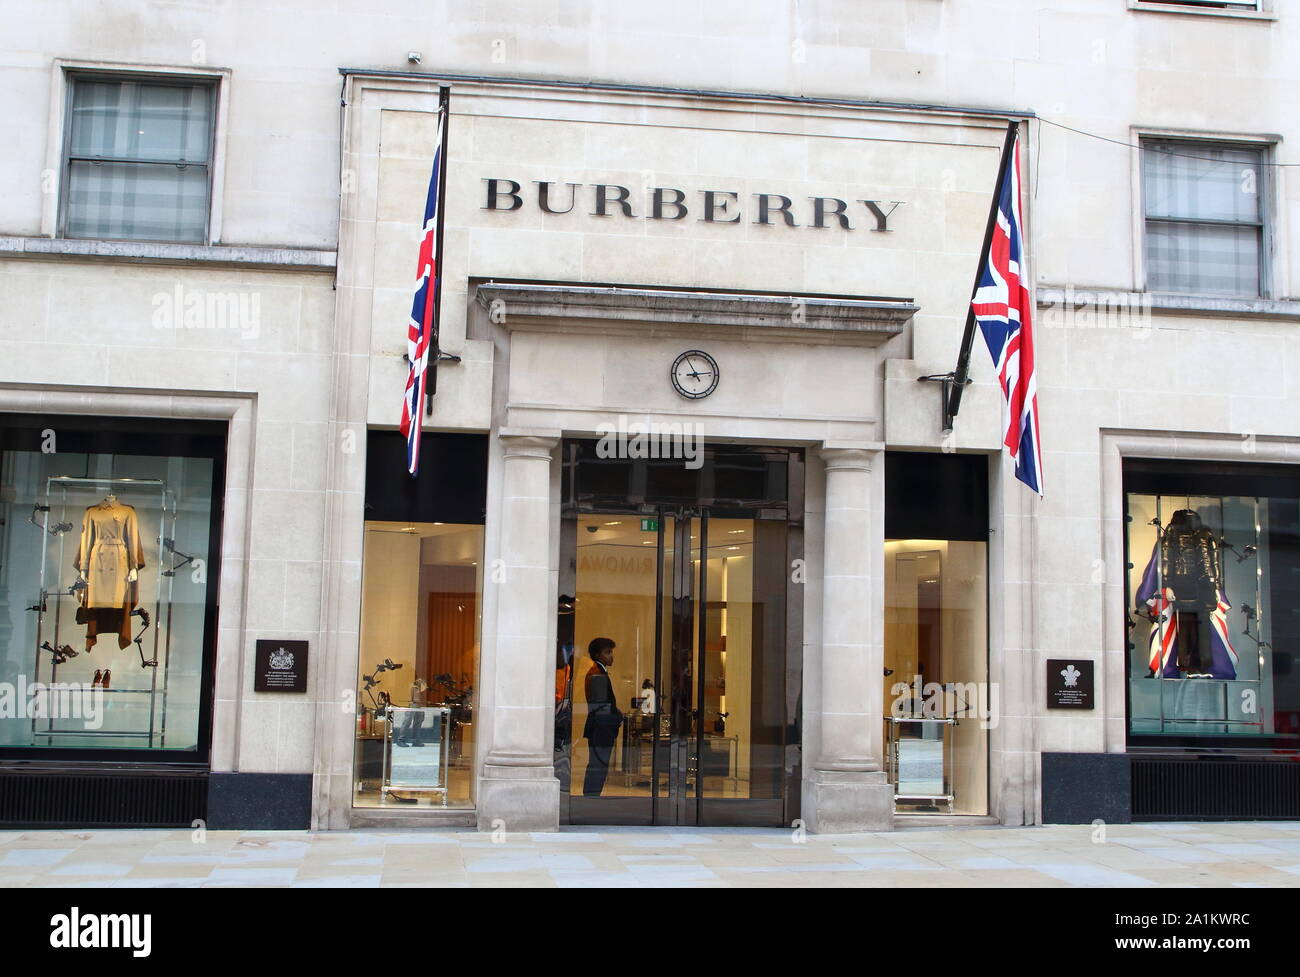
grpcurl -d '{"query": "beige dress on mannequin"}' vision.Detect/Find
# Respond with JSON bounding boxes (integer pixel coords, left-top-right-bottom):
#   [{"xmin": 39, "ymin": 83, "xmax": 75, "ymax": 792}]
[{"xmin": 74, "ymin": 499, "xmax": 145, "ymax": 650}]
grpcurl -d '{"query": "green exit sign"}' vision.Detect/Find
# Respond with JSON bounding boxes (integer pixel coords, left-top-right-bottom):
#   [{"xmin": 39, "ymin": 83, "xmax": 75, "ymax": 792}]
[{"xmin": 640, "ymin": 518, "xmax": 659, "ymax": 532}]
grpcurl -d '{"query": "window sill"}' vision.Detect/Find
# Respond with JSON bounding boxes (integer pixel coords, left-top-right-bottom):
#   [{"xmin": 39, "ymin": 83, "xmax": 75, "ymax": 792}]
[
  {"xmin": 1145, "ymin": 291, "xmax": 1300, "ymax": 319},
  {"xmin": 1037, "ymin": 286, "xmax": 1300, "ymax": 321},
  {"xmin": 0, "ymin": 236, "xmax": 337, "ymax": 272},
  {"xmin": 1128, "ymin": 1, "xmax": 1275, "ymax": 22}
]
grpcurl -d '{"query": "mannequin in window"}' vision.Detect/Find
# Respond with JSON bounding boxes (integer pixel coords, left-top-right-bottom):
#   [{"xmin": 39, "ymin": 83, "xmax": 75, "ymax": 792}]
[
  {"xmin": 1136, "ymin": 508, "xmax": 1238, "ymax": 680},
  {"xmin": 73, "ymin": 494, "xmax": 145, "ymax": 651}
]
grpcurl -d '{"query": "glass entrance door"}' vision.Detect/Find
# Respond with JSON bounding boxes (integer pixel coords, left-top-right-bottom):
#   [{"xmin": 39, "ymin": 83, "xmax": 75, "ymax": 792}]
[{"xmin": 557, "ymin": 508, "xmax": 789, "ymax": 826}]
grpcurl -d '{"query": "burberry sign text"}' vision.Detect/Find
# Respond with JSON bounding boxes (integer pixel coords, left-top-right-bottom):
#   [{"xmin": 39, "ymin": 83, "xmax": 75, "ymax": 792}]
[{"xmin": 483, "ymin": 179, "xmax": 904, "ymax": 231}]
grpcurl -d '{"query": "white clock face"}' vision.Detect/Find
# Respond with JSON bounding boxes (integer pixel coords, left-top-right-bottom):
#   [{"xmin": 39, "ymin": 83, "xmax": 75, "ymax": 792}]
[{"xmin": 671, "ymin": 349, "xmax": 719, "ymax": 400}]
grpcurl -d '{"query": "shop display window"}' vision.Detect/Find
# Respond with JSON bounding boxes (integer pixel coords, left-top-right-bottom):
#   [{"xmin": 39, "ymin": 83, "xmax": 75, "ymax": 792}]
[
  {"xmin": 883, "ymin": 452, "xmax": 990, "ymax": 815},
  {"xmin": 0, "ymin": 415, "xmax": 224, "ymax": 757},
  {"xmin": 352, "ymin": 522, "xmax": 483, "ymax": 809},
  {"xmin": 1125, "ymin": 461, "xmax": 1300, "ymax": 745},
  {"xmin": 352, "ymin": 431, "xmax": 488, "ymax": 811},
  {"xmin": 884, "ymin": 540, "xmax": 989, "ymax": 815}
]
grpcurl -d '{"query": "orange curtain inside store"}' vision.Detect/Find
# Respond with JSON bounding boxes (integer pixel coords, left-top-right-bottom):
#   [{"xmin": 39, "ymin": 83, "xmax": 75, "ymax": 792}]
[{"xmin": 423, "ymin": 564, "xmax": 477, "ymax": 682}]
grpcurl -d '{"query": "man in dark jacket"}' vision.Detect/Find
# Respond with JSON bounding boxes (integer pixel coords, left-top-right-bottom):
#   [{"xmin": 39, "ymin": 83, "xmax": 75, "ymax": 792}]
[{"xmin": 582, "ymin": 637, "xmax": 623, "ymax": 797}]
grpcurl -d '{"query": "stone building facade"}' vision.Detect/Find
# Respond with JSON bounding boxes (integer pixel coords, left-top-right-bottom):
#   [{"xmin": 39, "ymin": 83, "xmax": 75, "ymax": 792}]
[{"xmin": 1, "ymin": 0, "xmax": 1297, "ymax": 831}]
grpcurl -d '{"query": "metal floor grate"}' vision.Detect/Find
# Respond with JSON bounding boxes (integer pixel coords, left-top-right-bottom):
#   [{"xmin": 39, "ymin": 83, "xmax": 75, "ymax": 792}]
[
  {"xmin": 0, "ymin": 771, "xmax": 207, "ymax": 828},
  {"xmin": 1132, "ymin": 756, "xmax": 1300, "ymax": 820}
]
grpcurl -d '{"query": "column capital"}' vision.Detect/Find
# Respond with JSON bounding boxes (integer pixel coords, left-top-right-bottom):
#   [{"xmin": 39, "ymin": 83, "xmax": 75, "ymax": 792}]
[
  {"xmin": 818, "ymin": 442, "xmax": 881, "ymax": 473},
  {"xmin": 499, "ymin": 429, "xmax": 560, "ymax": 459}
]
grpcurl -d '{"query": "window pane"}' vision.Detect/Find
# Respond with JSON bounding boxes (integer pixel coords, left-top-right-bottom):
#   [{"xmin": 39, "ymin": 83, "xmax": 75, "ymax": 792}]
[
  {"xmin": 0, "ymin": 445, "xmax": 217, "ymax": 753},
  {"xmin": 354, "ymin": 522, "xmax": 484, "ymax": 810},
  {"xmin": 1144, "ymin": 141, "xmax": 1261, "ymax": 223},
  {"xmin": 884, "ymin": 539, "xmax": 988, "ymax": 815},
  {"xmin": 1127, "ymin": 490, "xmax": 1300, "ymax": 745},
  {"xmin": 134, "ymin": 84, "xmax": 210, "ymax": 162},
  {"xmin": 1146, "ymin": 220, "xmax": 1259, "ymax": 295},
  {"xmin": 66, "ymin": 160, "xmax": 207, "ymax": 242},
  {"xmin": 70, "ymin": 81, "xmax": 210, "ymax": 163}
]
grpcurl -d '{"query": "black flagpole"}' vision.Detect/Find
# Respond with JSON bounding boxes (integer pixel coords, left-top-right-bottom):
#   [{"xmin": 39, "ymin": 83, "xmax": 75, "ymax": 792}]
[
  {"xmin": 425, "ymin": 85, "xmax": 453, "ymax": 415},
  {"xmin": 932, "ymin": 120, "xmax": 1020, "ymax": 431}
]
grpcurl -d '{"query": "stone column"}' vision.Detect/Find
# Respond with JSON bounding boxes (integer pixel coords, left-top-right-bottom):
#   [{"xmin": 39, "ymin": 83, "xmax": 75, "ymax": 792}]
[
  {"xmin": 804, "ymin": 444, "xmax": 893, "ymax": 832},
  {"xmin": 477, "ymin": 432, "xmax": 560, "ymax": 831}
]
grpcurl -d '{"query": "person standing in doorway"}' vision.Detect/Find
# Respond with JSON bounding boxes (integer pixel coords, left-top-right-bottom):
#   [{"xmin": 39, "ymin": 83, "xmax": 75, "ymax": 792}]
[{"xmin": 582, "ymin": 637, "xmax": 623, "ymax": 797}]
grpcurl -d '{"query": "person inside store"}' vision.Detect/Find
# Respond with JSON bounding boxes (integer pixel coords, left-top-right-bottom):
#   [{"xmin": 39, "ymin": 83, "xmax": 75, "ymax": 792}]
[
  {"xmin": 582, "ymin": 637, "xmax": 624, "ymax": 797},
  {"xmin": 639, "ymin": 678, "xmax": 656, "ymax": 717}
]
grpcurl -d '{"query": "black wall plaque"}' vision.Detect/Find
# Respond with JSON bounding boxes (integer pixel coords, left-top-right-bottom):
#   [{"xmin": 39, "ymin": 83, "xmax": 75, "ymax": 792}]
[
  {"xmin": 1047, "ymin": 659, "xmax": 1093, "ymax": 709},
  {"xmin": 254, "ymin": 640, "xmax": 308, "ymax": 693}
]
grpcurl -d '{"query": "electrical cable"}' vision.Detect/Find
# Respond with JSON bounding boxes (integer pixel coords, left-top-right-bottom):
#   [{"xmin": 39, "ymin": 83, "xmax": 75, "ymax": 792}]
[{"xmin": 1037, "ymin": 115, "xmax": 1297, "ymax": 166}]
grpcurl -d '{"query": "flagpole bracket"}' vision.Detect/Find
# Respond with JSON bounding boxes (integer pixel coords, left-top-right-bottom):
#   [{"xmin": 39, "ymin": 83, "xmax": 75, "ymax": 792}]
[
  {"xmin": 418, "ymin": 349, "xmax": 463, "ymax": 415},
  {"xmin": 918, "ymin": 372, "xmax": 969, "ymax": 434}
]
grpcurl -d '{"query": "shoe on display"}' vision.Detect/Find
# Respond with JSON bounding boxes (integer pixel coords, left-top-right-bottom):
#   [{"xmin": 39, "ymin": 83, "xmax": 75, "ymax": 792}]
[
  {"xmin": 101, "ymin": 669, "xmax": 110, "ymax": 690},
  {"xmin": 92, "ymin": 669, "xmax": 102, "ymax": 688}
]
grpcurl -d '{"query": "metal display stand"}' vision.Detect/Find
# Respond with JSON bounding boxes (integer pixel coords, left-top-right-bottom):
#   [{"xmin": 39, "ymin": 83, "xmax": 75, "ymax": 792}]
[
  {"xmin": 382, "ymin": 706, "xmax": 452, "ymax": 806},
  {"xmin": 31, "ymin": 476, "xmax": 176, "ymax": 747}
]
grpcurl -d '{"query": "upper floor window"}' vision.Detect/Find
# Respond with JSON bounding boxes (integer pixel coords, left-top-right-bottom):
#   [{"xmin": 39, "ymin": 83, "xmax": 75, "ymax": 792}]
[
  {"xmin": 62, "ymin": 75, "xmax": 214, "ymax": 244},
  {"xmin": 1142, "ymin": 139, "xmax": 1266, "ymax": 297}
]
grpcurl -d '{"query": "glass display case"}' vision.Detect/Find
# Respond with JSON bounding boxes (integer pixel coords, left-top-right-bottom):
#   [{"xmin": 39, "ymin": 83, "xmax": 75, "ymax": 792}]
[
  {"xmin": 889, "ymin": 717, "xmax": 954, "ymax": 811},
  {"xmin": 383, "ymin": 706, "xmax": 451, "ymax": 805}
]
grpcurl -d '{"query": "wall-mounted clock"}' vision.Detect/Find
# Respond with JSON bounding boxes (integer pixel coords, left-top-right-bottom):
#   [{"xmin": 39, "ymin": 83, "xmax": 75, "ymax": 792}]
[{"xmin": 670, "ymin": 349, "xmax": 719, "ymax": 400}]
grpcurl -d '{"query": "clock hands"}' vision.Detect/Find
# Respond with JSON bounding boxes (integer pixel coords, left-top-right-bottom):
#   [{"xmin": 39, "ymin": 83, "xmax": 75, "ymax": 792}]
[{"xmin": 684, "ymin": 357, "xmax": 712, "ymax": 382}]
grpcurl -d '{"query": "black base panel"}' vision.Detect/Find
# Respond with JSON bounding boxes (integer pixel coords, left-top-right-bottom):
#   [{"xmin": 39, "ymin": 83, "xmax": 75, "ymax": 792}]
[
  {"xmin": 1041, "ymin": 752, "xmax": 1132, "ymax": 824},
  {"xmin": 206, "ymin": 772, "xmax": 312, "ymax": 830}
]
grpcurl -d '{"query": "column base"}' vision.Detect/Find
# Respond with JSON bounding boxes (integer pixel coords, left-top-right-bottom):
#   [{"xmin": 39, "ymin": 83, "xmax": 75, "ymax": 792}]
[
  {"xmin": 802, "ymin": 770, "xmax": 894, "ymax": 834},
  {"xmin": 476, "ymin": 764, "xmax": 560, "ymax": 833}
]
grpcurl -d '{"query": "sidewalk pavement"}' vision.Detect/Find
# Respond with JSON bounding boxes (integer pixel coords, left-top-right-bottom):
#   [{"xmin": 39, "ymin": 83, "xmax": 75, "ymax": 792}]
[{"xmin": 3, "ymin": 821, "xmax": 1300, "ymax": 887}]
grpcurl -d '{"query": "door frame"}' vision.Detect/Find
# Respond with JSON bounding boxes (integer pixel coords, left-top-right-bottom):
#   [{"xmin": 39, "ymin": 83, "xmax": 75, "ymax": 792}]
[{"xmin": 556, "ymin": 441, "xmax": 805, "ymax": 828}]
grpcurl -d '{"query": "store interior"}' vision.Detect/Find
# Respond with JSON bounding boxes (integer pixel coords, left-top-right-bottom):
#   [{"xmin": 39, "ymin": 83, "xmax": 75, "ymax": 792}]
[{"xmin": 353, "ymin": 521, "xmax": 482, "ymax": 809}]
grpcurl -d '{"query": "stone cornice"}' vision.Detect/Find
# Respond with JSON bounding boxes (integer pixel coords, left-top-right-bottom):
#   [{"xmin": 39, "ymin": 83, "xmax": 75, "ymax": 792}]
[
  {"xmin": 0, "ymin": 235, "xmax": 337, "ymax": 272},
  {"xmin": 475, "ymin": 282, "xmax": 915, "ymax": 346}
]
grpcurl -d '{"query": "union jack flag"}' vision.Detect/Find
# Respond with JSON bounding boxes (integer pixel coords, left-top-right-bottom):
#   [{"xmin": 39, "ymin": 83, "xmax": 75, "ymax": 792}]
[
  {"xmin": 972, "ymin": 131, "xmax": 1042, "ymax": 495},
  {"xmin": 400, "ymin": 109, "xmax": 445, "ymax": 476},
  {"xmin": 1136, "ymin": 540, "xmax": 1238, "ymax": 679}
]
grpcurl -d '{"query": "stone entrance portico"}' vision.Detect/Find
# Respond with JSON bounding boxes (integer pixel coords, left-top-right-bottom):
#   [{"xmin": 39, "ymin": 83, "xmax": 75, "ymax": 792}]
[{"xmin": 471, "ymin": 284, "xmax": 911, "ymax": 832}]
